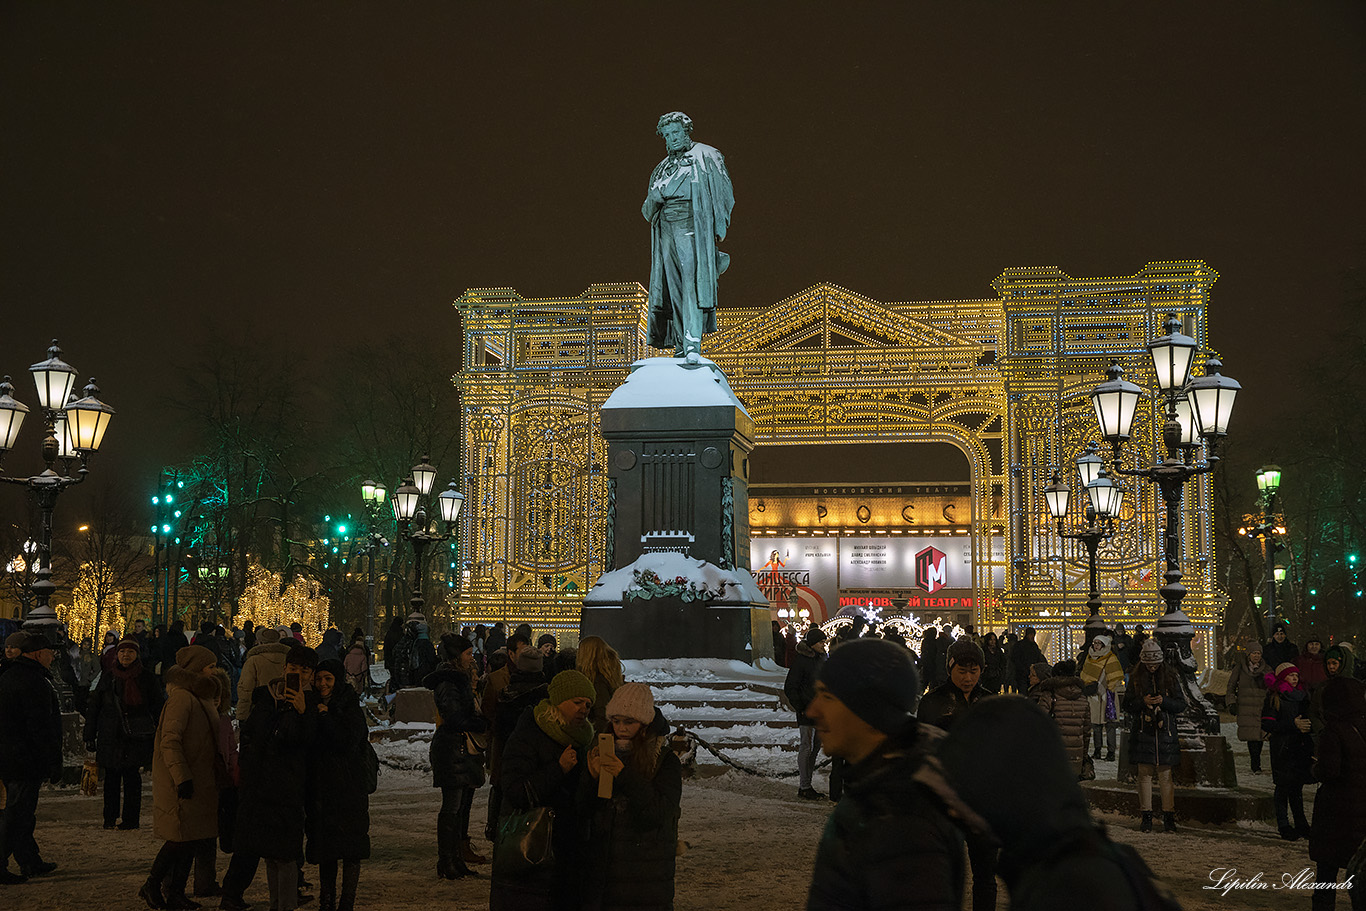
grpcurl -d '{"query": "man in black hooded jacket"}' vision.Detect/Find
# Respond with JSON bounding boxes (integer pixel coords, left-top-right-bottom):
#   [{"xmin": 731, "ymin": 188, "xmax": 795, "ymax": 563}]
[
  {"xmin": 805, "ymin": 638, "xmax": 970, "ymax": 910},
  {"xmin": 938, "ymin": 697, "xmax": 1151, "ymax": 911}
]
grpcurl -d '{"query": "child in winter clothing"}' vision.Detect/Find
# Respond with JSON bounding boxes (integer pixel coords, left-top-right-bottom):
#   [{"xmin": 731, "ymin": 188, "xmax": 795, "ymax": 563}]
[
  {"xmin": 1123, "ymin": 638, "xmax": 1186, "ymax": 833},
  {"xmin": 1080, "ymin": 634, "xmax": 1124, "ymax": 761},
  {"xmin": 1262, "ymin": 662, "xmax": 1314, "ymax": 840}
]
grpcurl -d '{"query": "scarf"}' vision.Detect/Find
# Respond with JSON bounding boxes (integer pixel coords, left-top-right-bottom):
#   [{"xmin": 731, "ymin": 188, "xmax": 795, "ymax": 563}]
[
  {"xmin": 111, "ymin": 660, "xmax": 145, "ymax": 706},
  {"xmin": 533, "ymin": 699, "xmax": 595, "ymax": 749}
]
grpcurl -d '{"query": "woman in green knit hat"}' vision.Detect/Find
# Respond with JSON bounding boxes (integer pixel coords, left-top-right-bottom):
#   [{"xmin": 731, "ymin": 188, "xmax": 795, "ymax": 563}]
[{"xmin": 491, "ymin": 669, "xmax": 597, "ymax": 911}]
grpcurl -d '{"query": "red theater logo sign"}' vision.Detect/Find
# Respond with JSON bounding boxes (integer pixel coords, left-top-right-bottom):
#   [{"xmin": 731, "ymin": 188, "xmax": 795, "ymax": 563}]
[{"xmin": 915, "ymin": 546, "xmax": 948, "ymax": 594}]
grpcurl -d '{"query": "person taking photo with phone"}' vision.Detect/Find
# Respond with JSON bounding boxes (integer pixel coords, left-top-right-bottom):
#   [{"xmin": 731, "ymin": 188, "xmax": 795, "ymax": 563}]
[{"xmin": 224, "ymin": 645, "xmax": 319, "ymax": 911}]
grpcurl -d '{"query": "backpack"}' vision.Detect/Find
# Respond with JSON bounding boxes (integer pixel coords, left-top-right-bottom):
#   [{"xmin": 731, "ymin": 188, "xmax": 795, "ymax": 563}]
[
  {"xmin": 343, "ymin": 646, "xmax": 368, "ymax": 678},
  {"xmin": 1105, "ymin": 837, "xmax": 1184, "ymax": 910},
  {"xmin": 362, "ymin": 741, "xmax": 380, "ymax": 794}
]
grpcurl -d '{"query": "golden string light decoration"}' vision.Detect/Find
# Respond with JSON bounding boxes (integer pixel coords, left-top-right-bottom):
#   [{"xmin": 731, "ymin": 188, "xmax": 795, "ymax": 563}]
[
  {"xmin": 54, "ymin": 561, "xmax": 130, "ymax": 645},
  {"xmin": 231, "ymin": 562, "xmax": 330, "ymax": 646}
]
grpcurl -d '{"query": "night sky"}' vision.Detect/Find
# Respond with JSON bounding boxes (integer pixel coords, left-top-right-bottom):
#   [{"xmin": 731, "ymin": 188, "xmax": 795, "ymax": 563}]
[{"xmin": 1, "ymin": 3, "xmax": 1362, "ymax": 495}]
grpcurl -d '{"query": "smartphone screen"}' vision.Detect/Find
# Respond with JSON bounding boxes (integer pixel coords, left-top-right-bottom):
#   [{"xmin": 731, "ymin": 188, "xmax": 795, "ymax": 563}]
[{"xmin": 285, "ymin": 671, "xmax": 301, "ymax": 693}]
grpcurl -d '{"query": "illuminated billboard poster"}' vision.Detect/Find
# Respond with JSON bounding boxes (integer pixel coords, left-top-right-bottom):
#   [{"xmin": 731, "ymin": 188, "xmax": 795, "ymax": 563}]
[
  {"xmin": 751, "ymin": 538, "xmax": 839, "ymax": 624},
  {"xmin": 840, "ymin": 537, "xmax": 1005, "ymax": 590}
]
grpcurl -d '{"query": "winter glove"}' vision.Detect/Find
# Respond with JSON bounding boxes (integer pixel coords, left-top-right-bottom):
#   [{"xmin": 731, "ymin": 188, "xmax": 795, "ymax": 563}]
[
  {"xmin": 49, "ymin": 767, "xmax": 63, "ymax": 785},
  {"xmin": 177, "ymin": 779, "xmax": 195, "ymax": 800},
  {"xmin": 1082, "ymin": 681, "xmax": 1098, "ymax": 697},
  {"xmin": 85, "ymin": 741, "xmax": 97, "ymax": 753}
]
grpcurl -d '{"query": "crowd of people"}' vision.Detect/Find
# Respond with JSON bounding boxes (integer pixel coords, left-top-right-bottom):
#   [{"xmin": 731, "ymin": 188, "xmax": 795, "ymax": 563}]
[
  {"xmin": 784, "ymin": 616, "xmax": 1366, "ymax": 910},
  {"xmin": 5, "ymin": 609, "xmax": 1366, "ymax": 911},
  {"xmin": 0, "ymin": 617, "xmax": 683, "ymax": 911}
]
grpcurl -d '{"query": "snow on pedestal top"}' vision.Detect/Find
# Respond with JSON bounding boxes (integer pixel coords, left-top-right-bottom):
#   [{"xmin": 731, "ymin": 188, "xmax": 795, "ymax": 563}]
[{"xmin": 602, "ymin": 356, "xmax": 749, "ymax": 414}]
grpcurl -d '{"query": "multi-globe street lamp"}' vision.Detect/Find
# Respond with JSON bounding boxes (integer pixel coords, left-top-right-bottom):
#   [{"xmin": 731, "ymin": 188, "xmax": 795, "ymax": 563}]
[
  {"xmin": 1088, "ymin": 314, "xmax": 1239, "ymax": 733},
  {"xmin": 357, "ymin": 478, "xmax": 391, "ymax": 655},
  {"xmin": 1238, "ymin": 465, "xmax": 1285, "ymax": 632},
  {"xmin": 1043, "ymin": 441, "xmax": 1124, "ymax": 644},
  {"xmin": 0, "ymin": 341, "xmax": 114, "ymax": 646},
  {"xmin": 389, "ymin": 456, "xmax": 463, "ymax": 621}
]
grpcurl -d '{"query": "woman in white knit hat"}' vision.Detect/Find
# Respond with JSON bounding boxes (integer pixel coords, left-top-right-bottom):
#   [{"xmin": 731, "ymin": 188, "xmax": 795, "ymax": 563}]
[{"xmin": 584, "ymin": 682, "xmax": 681, "ymax": 911}]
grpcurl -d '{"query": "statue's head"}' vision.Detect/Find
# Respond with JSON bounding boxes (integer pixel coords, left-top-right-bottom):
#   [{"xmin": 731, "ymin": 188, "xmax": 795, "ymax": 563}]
[{"xmin": 656, "ymin": 111, "xmax": 694, "ymax": 153}]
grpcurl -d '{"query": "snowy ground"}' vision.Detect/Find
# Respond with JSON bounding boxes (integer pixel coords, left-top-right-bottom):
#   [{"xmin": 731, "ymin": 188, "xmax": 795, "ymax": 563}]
[{"xmin": 9, "ymin": 739, "xmax": 1320, "ymax": 911}]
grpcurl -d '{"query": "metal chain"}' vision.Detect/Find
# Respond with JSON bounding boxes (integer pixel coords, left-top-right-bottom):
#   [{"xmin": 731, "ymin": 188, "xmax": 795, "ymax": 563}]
[
  {"xmin": 677, "ymin": 728, "xmax": 833, "ymax": 779},
  {"xmin": 373, "ymin": 728, "xmax": 834, "ymax": 780}
]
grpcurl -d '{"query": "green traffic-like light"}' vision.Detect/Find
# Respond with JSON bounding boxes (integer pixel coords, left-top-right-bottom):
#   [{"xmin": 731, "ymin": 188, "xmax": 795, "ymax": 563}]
[{"xmin": 337, "ymin": 524, "xmax": 347, "ymax": 535}]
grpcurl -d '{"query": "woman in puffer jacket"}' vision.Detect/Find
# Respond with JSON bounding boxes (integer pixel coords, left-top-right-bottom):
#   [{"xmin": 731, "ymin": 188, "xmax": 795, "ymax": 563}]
[
  {"xmin": 1030, "ymin": 660, "xmax": 1092, "ymax": 779},
  {"xmin": 582, "ymin": 683, "xmax": 682, "ymax": 911},
  {"xmin": 1226, "ymin": 642, "xmax": 1271, "ymax": 773}
]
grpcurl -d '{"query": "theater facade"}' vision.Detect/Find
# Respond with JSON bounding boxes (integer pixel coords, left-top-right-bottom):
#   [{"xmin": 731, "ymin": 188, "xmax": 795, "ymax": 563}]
[{"xmin": 451, "ymin": 261, "xmax": 1227, "ymax": 665}]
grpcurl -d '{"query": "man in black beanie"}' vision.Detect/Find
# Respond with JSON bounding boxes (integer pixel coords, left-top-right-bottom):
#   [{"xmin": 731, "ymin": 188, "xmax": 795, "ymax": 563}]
[
  {"xmin": 918, "ymin": 636, "xmax": 997, "ymax": 911},
  {"xmin": 805, "ymin": 638, "xmax": 967, "ymax": 910}
]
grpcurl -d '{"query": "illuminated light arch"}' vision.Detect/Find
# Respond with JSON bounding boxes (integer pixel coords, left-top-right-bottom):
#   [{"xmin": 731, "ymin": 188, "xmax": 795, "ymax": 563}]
[{"xmin": 453, "ymin": 263, "xmax": 1227, "ymax": 667}]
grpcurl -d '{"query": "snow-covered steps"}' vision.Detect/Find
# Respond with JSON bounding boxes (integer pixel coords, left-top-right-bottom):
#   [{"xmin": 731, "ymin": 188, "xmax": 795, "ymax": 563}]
[{"xmin": 626, "ymin": 658, "xmax": 801, "ymax": 775}]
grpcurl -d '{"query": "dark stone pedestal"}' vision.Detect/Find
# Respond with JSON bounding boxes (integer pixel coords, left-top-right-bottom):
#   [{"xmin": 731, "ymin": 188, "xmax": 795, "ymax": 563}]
[
  {"xmin": 579, "ymin": 356, "xmax": 772, "ymax": 662},
  {"xmin": 1082, "ymin": 780, "xmax": 1274, "ymax": 824},
  {"xmin": 1116, "ymin": 730, "xmax": 1238, "ymax": 787},
  {"xmin": 580, "ymin": 597, "xmax": 771, "ymax": 662}
]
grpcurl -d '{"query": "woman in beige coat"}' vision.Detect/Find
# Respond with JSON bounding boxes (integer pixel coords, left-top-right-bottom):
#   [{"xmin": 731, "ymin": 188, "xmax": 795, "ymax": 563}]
[
  {"xmin": 1227, "ymin": 642, "xmax": 1271, "ymax": 774},
  {"xmin": 140, "ymin": 645, "xmax": 224, "ymax": 910}
]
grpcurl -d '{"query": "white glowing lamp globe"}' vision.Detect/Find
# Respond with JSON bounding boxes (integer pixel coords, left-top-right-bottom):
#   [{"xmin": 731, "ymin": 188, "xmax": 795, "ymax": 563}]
[
  {"xmin": 64, "ymin": 380, "xmax": 114, "ymax": 452},
  {"xmin": 1187, "ymin": 357, "xmax": 1240, "ymax": 439},
  {"xmin": 437, "ymin": 482, "xmax": 464, "ymax": 524},
  {"xmin": 29, "ymin": 340, "xmax": 77, "ymax": 411},
  {"xmin": 1086, "ymin": 469, "xmax": 1125, "ymax": 520},
  {"xmin": 1043, "ymin": 473, "xmax": 1070, "ymax": 520},
  {"xmin": 411, "ymin": 456, "xmax": 437, "ymax": 495},
  {"xmin": 393, "ymin": 479, "xmax": 421, "ymax": 521},
  {"xmin": 1148, "ymin": 314, "xmax": 1198, "ymax": 393},
  {"xmin": 0, "ymin": 376, "xmax": 29, "ymax": 451},
  {"xmin": 1091, "ymin": 363, "xmax": 1142, "ymax": 443}
]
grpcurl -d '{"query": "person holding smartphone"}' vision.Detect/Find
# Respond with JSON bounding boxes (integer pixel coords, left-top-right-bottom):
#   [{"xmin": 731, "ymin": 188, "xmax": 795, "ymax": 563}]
[
  {"xmin": 225, "ymin": 645, "xmax": 319, "ymax": 911},
  {"xmin": 582, "ymin": 683, "xmax": 681, "ymax": 911}
]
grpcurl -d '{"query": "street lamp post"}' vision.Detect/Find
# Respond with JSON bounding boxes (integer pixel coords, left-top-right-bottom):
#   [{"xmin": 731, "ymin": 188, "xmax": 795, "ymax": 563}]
[
  {"xmin": 358, "ymin": 479, "xmax": 390, "ymax": 657},
  {"xmin": 1089, "ymin": 314, "xmax": 1239, "ymax": 734},
  {"xmin": 1239, "ymin": 466, "xmax": 1284, "ymax": 635},
  {"xmin": 0, "ymin": 341, "xmax": 114, "ymax": 647},
  {"xmin": 390, "ymin": 456, "xmax": 463, "ymax": 622},
  {"xmin": 1043, "ymin": 446, "xmax": 1124, "ymax": 647}
]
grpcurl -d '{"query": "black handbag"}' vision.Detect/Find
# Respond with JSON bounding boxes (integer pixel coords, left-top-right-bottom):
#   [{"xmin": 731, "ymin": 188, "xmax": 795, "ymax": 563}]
[
  {"xmin": 120, "ymin": 707, "xmax": 157, "ymax": 740},
  {"xmin": 492, "ymin": 785, "xmax": 555, "ymax": 877}
]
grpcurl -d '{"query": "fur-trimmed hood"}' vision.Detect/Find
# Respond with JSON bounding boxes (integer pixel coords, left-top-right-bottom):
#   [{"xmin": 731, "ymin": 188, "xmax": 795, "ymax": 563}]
[
  {"xmin": 244, "ymin": 641, "xmax": 292, "ymax": 661},
  {"xmin": 164, "ymin": 663, "xmax": 221, "ymax": 700},
  {"xmin": 1040, "ymin": 675, "xmax": 1085, "ymax": 699}
]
